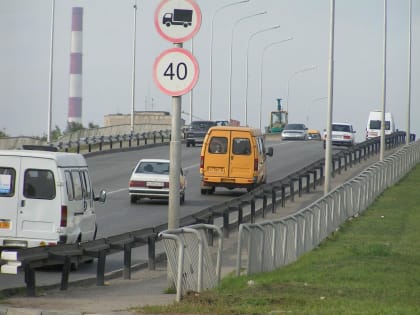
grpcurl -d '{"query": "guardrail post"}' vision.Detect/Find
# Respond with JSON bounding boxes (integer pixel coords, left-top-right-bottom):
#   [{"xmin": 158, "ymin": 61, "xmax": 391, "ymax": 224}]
[
  {"xmin": 271, "ymin": 189, "xmax": 277, "ymax": 213},
  {"xmin": 96, "ymin": 251, "xmax": 106, "ymax": 286},
  {"xmin": 60, "ymin": 256, "xmax": 71, "ymax": 290},
  {"xmin": 148, "ymin": 236, "xmax": 156, "ymax": 270},
  {"xmin": 250, "ymin": 198, "xmax": 256, "ymax": 223},
  {"xmin": 223, "ymin": 212, "xmax": 229, "ymax": 238},
  {"xmin": 123, "ymin": 243, "xmax": 132, "ymax": 279},
  {"xmin": 24, "ymin": 264, "xmax": 36, "ymax": 297}
]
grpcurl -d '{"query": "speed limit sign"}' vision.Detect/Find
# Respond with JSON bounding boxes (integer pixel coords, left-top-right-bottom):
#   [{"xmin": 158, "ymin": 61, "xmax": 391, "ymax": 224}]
[{"xmin": 153, "ymin": 47, "xmax": 199, "ymax": 96}]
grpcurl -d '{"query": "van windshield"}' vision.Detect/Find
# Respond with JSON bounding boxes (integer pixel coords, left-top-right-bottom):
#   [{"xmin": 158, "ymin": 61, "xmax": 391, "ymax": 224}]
[{"xmin": 369, "ymin": 120, "xmax": 390, "ymax": 130}]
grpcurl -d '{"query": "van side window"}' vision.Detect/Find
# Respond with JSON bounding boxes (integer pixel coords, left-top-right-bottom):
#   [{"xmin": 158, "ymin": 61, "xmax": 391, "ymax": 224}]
[
  {"xmin": 72, "ymin": 170, "xmax": 83, "ymax": 200},
  {"xmin": 209, "ymin": 137, "xmax": 227, "ymax": 154},
  {"xmin": 24, "ymin": 169, "xmax": 55, "ymax": 200},
  {"xmin": 81, "ymin": 170, "xmax": 92, "ymax": 200},
  {"xmin": 0, "ymin": 167, "xmax": 15, "ymax": 197},
  {"xmin": 232, "ymin": 138, "xmax": 251, "ymax": 155},
  {"xmin": 65, "ymin": 171, "xmax": 74, "ymax": 201}
]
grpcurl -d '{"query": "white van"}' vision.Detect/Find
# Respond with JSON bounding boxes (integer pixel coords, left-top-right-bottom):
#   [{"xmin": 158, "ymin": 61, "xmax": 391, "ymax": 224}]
[
  {"xmin": 366, "ymin": 110, "xmax": 395, "ymax": 139},
  {"xmin": 0, "ymin": 148, "xmax": 106, "ymax": 248}
]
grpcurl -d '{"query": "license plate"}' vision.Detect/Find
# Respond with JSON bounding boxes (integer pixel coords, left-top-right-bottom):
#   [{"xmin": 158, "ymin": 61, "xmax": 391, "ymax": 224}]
[
  {"xmin": 0, "ymin": 220, "xmax": 10, "ymax": 229},
  {"xmin": 147, "ymin": 181, "xmax": 164, "ymax": 187},
  {"xmin": 208, "ymin": 167, "xmax": 224, "ymax": 173}
]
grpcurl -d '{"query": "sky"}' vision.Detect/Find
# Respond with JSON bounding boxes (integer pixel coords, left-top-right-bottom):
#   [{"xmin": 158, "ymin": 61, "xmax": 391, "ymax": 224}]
[{"xmin": 0, "ymin": 0, "xmax": 419, "ymax": 142}]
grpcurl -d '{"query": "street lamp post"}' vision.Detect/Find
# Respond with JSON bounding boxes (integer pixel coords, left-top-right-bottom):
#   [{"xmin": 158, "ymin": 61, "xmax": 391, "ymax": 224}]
[
  {"xmin": 258, "ymin": 37, "xmax": 293, "ymax": 130},
  {"xmin": 245, "ymin": 24, "xmax": 280, "ymax": 126},
  {"xmin": 286, "ymin": 65, "xmax": 317, "ymax": 113},
  {"xmin": 406, "ymin": 0, "xmax": 412, "ymax": 145},
  {"xmin": 47, "ymin": 0, "xmax": 55, "ymax": 143},
  {"xmin": 130, "ymin": 1, "xmax": 138, "ymax": 135},
  {"xmin": 228, "ymin": 11, "xmax": 267, "ymax": 122},
  {"xmin": 209, "ymin": 0, "xmax": 250, "ymax": 120},
  {"xmin": 324, "ymin": 0, "xmax": 336, "ymax": 195},
  {"xmin": 380, "ymin": 0, "xmax": 387, "ymax": 161}
]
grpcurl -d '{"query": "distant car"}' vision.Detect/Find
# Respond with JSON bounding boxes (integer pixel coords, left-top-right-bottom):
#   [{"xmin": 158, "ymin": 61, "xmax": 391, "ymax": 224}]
[
  {"xmin": 185, "ymin": 120, "xmax": 217, "ymax": 147},
  {"xmin": 323, "ymin": 122, "xmax": 356, "ymax": 148},
  {"xmin": 307, "ymin": 129, "xmax": 322, "ymax": 140},
  {"xmin": 128, "ymin": 159, "xmax": 186, "ymax": 204},
  {"xmin": 281, "ymin": 123, "xmax": 308, "ymax": 140}
]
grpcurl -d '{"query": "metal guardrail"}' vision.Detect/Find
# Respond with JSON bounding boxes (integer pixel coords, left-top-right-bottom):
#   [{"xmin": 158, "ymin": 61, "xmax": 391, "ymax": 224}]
[
  {"xmin": 236, "ymin": 138, "xmax": 420, "ymax": 276},
  {"xmin": 0, "ymin": 131, "xmax": 409, "ymax": 296}
]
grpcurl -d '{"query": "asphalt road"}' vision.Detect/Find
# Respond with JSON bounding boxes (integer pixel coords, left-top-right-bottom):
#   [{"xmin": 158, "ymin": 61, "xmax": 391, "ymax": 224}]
[{"xmin": 0, "ymin": 139, "xmax": 328, "ymax": 291}]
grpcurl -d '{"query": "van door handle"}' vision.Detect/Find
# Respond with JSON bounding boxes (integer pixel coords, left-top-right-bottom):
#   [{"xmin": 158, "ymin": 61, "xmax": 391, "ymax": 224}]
[{"xmin": 21, "ymin": 200, "xmax": 25, "ymax": 207}]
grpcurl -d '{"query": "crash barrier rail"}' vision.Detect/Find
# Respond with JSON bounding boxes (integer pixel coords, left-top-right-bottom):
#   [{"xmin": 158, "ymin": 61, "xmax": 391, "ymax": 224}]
[
  {"xmin": 159, "ymin": 224, "xmax": 223, "ymax": 302},
  {"xmin": 0, "ymin": 131, "xmax": 410, "ymax": 296},
  {"xmin": 235, "ymin": 139, "xmax": 420, "ymax": 276},
  {"xmin": 0, "ymin": 130, "xmax": 171, "ymax": 153}
]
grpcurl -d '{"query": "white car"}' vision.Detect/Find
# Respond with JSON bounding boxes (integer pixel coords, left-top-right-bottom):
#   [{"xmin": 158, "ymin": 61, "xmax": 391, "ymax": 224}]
[
  {"xmin": 281, "ymin": 123, "xmax": 308, "ymax": 140},
  {"xmin": 128, "ymin": 159, "xmax": 186, "ymax": 204},
  {"xmin": 323, "ymin": 123, "xmax": 356, "ymax": 148}
]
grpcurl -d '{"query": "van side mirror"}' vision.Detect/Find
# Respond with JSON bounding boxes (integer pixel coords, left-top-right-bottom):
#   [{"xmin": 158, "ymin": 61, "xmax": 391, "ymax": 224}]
[
  {"xmin": 266, "ymin": 147, "xmax": 274, "ymax": 157},
  {"xmin": 94, "ymin": 190, "xmax": 107, "ymax": 203}
]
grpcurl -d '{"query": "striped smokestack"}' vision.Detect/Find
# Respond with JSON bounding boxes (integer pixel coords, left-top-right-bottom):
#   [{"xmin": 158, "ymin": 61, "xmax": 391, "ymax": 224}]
[{"xmin": 67, "ymin": 7, "xmax": 83, "ymax": 124}]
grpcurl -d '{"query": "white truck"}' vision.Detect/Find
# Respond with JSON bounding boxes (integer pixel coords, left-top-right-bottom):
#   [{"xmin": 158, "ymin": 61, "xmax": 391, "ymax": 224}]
[{"xmin": 366, "ymin": 110, "xmax": 395, "ymax": 139}]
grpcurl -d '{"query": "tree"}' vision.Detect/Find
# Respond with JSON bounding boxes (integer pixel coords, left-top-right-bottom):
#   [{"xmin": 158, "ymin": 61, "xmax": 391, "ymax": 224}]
[
  {"xmin": 88, "ymin": 122, "xmax": 99, "ymax": 129},
  {"xmin": 0, "ymin": 129, "xmax": 8, "ymax": 138},
  {"xmin": 51, "ymin": 125, "xmax": 62, "ymax": 141},
  {"xmin": 66, "ymin": 122, "xmax": 84, "ymax": 133}
]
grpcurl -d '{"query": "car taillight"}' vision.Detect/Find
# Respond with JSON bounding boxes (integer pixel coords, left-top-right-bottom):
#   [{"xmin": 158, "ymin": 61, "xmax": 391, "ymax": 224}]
[
  {"xmin": 200, "ymin": 156, "xmax": 204, "ymax": 169},
  {"xmin": 164, "ymin": 182, "xmax": 169, "ymax": 188},
  {"xmin": 254, "ymin": 158, "xmax": 258, "ymax": 171},
  {"xmin": 129, "ymin": 180, "xmax": 146, "ymax": 187},
  {"xmin": 61, "ymin": 206, "xmax": 68, "ymax": 227},
  {"xmin": 344, "ymin": 135, "xmax": 351, "ymax": 139}
]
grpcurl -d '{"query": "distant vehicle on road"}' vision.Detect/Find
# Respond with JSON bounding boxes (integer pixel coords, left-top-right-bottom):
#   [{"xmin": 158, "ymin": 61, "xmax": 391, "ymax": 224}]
[
  {"xmin": 162, "ymin": 9, "xmax": 193, "ymax": 27},
  {"xmin": 366, "ymin": 110, "xmax": 395, "ymax": 139},
  {"xmin": 323, "ymin": 122, "xmax": 356, "ymax": 148},
  {"xmin": 185, "ymin": 120, "xmax": 217, "ymax": 147},
  {"xmin": 281, "ymin": 123, "xmax": 308, "ymax": 140},
  {"xmin": 307, "ymin": 129, "xmax": 321, "ymax": 140},
  {"xmin": 128, "ymin": 159, "xmax": 186, "ymax": 204}
]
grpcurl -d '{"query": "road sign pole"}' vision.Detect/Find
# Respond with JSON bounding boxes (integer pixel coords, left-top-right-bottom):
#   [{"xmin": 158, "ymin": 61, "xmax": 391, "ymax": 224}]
[{"xmin": 168, "ymin": 43, "xmax": 183, "ymax": 230}]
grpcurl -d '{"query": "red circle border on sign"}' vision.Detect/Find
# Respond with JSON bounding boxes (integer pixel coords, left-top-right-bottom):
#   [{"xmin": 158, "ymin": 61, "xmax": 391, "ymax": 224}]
[
  {"xmin": 154, "ymin": 0, "xmax": 202, "ymax": 43},
  {"xmin": 153, "ymin": 47, "xmax": 199, "ymax": 96}
]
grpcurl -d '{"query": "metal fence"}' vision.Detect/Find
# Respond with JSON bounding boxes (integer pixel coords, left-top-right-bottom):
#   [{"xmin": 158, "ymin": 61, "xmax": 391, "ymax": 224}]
[
  {"xmin": 236, "ymin": 140, "xmax": 420, "ymax": 276},
  {"xmin": 159, "ymin": 224, "xmax": 223, "ymax": 302}
]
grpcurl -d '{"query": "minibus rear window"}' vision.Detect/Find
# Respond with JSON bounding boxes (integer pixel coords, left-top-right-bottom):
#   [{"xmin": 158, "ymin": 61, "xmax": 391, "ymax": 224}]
[
  {"xmin": 23, "ymin": 169, "xmax": 56, "ymax": 200},
  {"xmin": 232, "ymin": 138, "xmax": 251, "ymax": 155}
]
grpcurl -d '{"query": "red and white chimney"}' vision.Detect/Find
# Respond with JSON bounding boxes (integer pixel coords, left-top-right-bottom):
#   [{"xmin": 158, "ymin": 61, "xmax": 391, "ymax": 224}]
[{"xmin": 67, "ymin": 7, "xmax": 83, "ymax": 124}]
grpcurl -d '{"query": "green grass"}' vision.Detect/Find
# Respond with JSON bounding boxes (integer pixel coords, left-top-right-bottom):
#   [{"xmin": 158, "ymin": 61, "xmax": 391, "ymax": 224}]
[{"xmin": 135, "ymin": 164, "xmax": 420, "ymax": 315}]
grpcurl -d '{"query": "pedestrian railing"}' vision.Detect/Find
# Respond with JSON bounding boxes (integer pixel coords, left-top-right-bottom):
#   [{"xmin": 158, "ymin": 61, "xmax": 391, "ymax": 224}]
[
  {"xmin": 236, "ymin": 140, "xmax": 420, "ymax": 276},
  {"xmin": 159, "ymin": 224, "xmax": 223, "ymax": 302}
]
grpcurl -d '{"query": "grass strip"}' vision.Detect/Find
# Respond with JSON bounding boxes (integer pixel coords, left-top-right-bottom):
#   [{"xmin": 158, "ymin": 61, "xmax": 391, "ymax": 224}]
[{"xmin": 137, "ymin": 164, "xmax": 420, "ymax": 315}]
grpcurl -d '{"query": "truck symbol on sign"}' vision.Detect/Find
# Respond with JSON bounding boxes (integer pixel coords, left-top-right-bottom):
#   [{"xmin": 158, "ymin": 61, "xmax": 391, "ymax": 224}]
[{"xmin": 162, "ymin": 9, "xmax": 193, "ymax": 27}]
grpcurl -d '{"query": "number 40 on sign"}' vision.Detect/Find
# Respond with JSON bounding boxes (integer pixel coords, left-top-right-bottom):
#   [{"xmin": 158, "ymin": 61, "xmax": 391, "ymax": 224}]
[{"xmin": 153, "ymin": 47, "xmax": 199, "ymax": 97}]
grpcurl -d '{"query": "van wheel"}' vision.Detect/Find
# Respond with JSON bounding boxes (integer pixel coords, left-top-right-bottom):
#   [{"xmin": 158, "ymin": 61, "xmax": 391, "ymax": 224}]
[
  {"xmin": 130, "ymin": 195, "xmax": 138, "ymax": 204},
  {"xmin": 180, "ymin": 192, "xmax": 185, "ymax": 204},
  {"xmin": 186, "ymin": 142, "xmax": 190, "ymax": 147},
  {"xmin": 200, "ymin": 189, "xmax": 207, "ymax": 195},
  {"xmin": 209, "ymin": 187, "xmax": 215, "ymax": 194}
]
